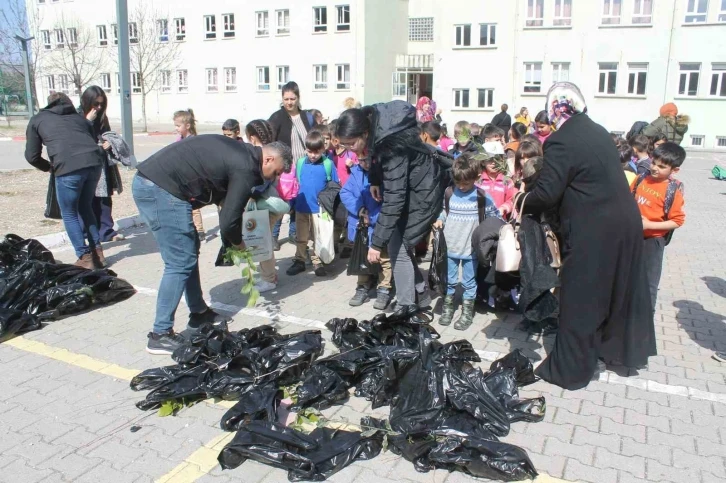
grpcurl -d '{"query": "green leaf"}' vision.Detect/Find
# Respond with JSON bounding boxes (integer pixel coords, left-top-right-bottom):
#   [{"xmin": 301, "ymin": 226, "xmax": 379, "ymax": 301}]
[
  {"xmin": 246, "ymin": 289, "xmax": 260, "ymax": 308},
  {"xmin": 158, "ymin": 400, "xmax": 175, "ymax": 417},
  {"xmin": 360, "ymin": 428, "xmax": 378, "ymax": 438},
  {"xmin": 382, "ymin": 434, "xmax": 389, "ymax": 452},
  {"xmin": 241, "ymin": 282, "xmax": 253, "ymax": 294}
]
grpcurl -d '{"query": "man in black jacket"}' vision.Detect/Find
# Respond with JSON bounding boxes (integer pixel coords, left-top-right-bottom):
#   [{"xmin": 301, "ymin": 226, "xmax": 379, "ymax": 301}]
[
  {"xmin": 25, "ymin": 92, "xmax": 105, "ymax": 269},
  {"xmin": 132, "ymin": 136, "xmax": 292, "ymax": 354},
  {"xmin": 491, "ymin": 104, "xmax": 512, "ymax": 142}
]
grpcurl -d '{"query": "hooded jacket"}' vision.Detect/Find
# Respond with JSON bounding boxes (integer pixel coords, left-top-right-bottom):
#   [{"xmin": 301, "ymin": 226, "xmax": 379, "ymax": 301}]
[
  {"xmin": 340, "ymin": 164, "xmax": 381, "ymax": 242},
  {"xmin": 367, "ymin": 101, "xmax": 449, "ymax": 251},
  {"xmin": 25, "ymin": 97, "xmax": 105, "ymax": 177},
  {"xmin": 642, "ymin": 115, "xmax": 690, "ymax": 145}
]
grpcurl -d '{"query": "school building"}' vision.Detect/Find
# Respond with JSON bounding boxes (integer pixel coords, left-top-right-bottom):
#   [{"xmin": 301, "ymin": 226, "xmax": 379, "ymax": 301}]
[{"xmin": 31, "ymin": 0, "xmax": 726, "ymax": 148}]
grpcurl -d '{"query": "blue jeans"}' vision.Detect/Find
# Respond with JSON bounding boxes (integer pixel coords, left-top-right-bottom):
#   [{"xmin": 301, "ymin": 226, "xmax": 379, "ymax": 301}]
[
  {"xmin": 55, "ymin": 166, "xmax": 102, "ymax": 258},
  {"xmin": 132, "ymin": 174, "xmax": 208, "ymax": 333},
  {"xmin": 272, "ymin": 202, "xmax": 296, "ymax": 238},
  {"xmin": 447, "ymin": 255, "xmax": 477, "ymax": 300}
]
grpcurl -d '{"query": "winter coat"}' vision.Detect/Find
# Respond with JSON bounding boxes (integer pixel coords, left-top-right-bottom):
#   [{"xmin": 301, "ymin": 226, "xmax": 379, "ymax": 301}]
[
  {"xmin": 642, "ymin": 115, "xmax": 690, "ymax": 145},
  {"xmin": 268, "ymin": 108, "xmax": 316, "ymax": 149},
  {"xmin": 77, "ymin": 106, "xmax": 123, "ymax": 197},
  {"xmin": 476, "ymin": 173, "xmax": 518, "ymax": 216},
  {"xmin": 517, "ymin": 215, "xmax": 560, "ymax": 322},
  {"xmin": 518, "ymin": 113, "xmax": 655, "ymax": 390},
  {"xmin": 491, "ymin": 111, "xmax": 512, "ymax": 141},
  {"xmin": 471, "ymin": 217, "xmax": 505, "ymax": 267},
  {"xmin": 339, "ymin": 165, "xmax": 381, "ymax": 242},
  {"xmin": 25, "ymin": 97, "xmax": 105, "ymax": 177},
  {"xmin": 367, "ymin": 101, "xmax": 450, "ymax": 251}
]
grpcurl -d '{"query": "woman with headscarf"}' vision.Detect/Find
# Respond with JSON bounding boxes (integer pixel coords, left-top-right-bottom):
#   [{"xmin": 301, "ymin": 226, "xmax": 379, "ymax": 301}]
[
  {"xmin": 642, "ymin": 103, "xmax": 689, "ymax": 145},
  {"xmin": 515, "ymin": 82, "xmax": 655, "ymax": 390},
  {"xmin": 415, "ymin": 96, "xmax": 436, "ymax": 123}
]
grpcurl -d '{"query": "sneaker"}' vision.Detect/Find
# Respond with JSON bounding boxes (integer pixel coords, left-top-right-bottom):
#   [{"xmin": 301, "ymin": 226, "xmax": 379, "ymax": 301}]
[
  {"xmin": 286, "ymin": 260, "xmax": 306, "ymax": 276},
  {"xmin": 373, "ymin": 288, "xmax": 391, "ymax": 310},
  {"xmin": 198, "ymin": 231, "xmax": 206, "ymax": 243},
  {"xmin": 273, "ymin": 237, "xmax": 281, "ymax": 252},
  {"xmin": 146, "ymin": 331, "xmax": 187, "ymax": 355},
  {"xmin": 314, "ymin": 264, "xmax": 327, "ymax": 277},
  {"xmin": 713, "ymin": 352, "xmax": 726, "ymax": 363},
  {"xmin": 349, "ymin": 286, "xmax": 370, "ymax": 306},
  {"xmin": 188, "ymin": 308, "xmax": 232, "ymax": 332},
  {"xmin": 255, "ymin": 280, "xmax": 277, "ymax": 293},
  {"xmin": 111, "ymin": 234, "xmax": 126, "ymax": 242}
]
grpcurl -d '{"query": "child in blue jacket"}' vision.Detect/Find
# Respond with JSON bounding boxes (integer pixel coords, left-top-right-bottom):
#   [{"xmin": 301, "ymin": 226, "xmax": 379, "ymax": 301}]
[{"xmin": 340, "ymin": 157, "xmax": 393, "ymax": 310}]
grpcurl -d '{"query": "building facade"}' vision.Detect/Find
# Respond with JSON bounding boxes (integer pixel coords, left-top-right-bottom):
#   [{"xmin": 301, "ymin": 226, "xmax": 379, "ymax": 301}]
[{"xmin": 29, "ymin": 0, "xmax": 726, "ymax": 148}]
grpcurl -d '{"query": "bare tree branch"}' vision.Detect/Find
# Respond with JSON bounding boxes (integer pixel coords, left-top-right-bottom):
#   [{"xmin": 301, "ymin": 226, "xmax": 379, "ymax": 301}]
[{"xmin": 0, "ymin": 0, "xmax": 45, "ymax": 106}]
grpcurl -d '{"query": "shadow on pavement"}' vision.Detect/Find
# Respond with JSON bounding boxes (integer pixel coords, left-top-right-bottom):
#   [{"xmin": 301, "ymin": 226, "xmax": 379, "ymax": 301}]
[
  {"xmin": 674, "ymin": 299, "xmax": 726, "ymax": 352},
  {"xmin": 702, "ymin": 276, "xmax": 726, "ymax": 298}
]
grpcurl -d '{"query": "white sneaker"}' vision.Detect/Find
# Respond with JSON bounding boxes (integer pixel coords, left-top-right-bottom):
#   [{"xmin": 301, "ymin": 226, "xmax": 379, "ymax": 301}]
[{"xmin": 255, "ymin": 280, "xmax": 277, "ymax": 293}]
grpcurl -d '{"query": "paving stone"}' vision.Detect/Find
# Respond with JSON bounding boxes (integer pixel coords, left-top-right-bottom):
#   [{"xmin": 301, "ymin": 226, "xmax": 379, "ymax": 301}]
[
  {"xmin": 625, "ymin": 386, "xmax": 669, "ymax": 406},
  {"xmin": 563, "ymin": 459, "xmax": 618, "ymax": 483},
  {"xmin": 600, "ymin": 417, "xmax": 646, "ymax": 444},
  {"xmin": 670, "ymin": 396, "xmax": 714, "ymax": 415},
  {"xmin": 625, "ymin": 407, "xmax": 672, "ymax": 433},
  {"xmin": 671, "ymin": 449, "xmax": 726, "ymax": 477},
  {"xmin": 622, "ymin": 437, "xmax": 672, "ymax": 466},
  {"xmin": 0, "ymin": 460, "xmax": 54, "ymax": 483},
  {"xmin": 604, "ymin": 393, "xmax": 647, "ymax": 413},
  {"xmin": 647, "ymin": 427, "xmax": 696, "ymax": 453},
  {"xmin": 594, "ymin": 447, "xmax": 646, "ymax": 479},
  {"xmin": 647, "ymin": 401, "xmax": 693, "ymax": 423},
  {"xmin": 37, "ymin": 453, "xmax": 105, "ymax": 481},
  {"xmin": 543, "ymin": 437, "xmax": 594, "ymax": 466},
  {"xmin": 5, "ymin": 435, "xmax": 68, "ymax": 467},
  {"xmin": 581, "ymin": 400, "xmax": 624, "ymax": 424},
  {"xmin": 671, "ymin": 418, "xmax": 721, "ymax": 443},
  {"xmin": 522, "ymin": 420, "xmax": 575, "ymax": 444},
  {"xmin": 525, "ymin": 452, "xmax": 567, "ymax": 479},
  {"xmin": 571, "ymin": 426, "xmax": 621, "ymax": 454},
  {"xmin": 646, "ymin": 459, "xmax": 700, "ymax": 483},
  {"xmin": 75, "ymin": 463, "xmax": 141, "ymax": 483},
  {"xmin": 553, "ymin": 408, "xmax": 600, "ymax": 432}
]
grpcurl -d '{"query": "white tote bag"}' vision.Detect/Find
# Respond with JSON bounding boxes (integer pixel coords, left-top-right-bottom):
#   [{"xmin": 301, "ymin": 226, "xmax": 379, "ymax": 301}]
[
  {"xmin": 312, "ymin": 209, "xmax": 335, "ymax": 264},
  {"xmin": 242, "ymin": 201, "xmax": 273, "ymax": 263}
]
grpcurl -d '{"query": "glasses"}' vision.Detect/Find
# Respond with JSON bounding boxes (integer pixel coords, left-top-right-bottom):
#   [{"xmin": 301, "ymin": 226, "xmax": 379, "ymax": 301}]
[{"xmin": 93, "ymin": 102, "xmax": 104, "ymax": 107}]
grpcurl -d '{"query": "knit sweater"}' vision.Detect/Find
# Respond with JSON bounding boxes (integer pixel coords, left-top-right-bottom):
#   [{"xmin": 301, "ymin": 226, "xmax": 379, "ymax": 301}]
[{"xmin": 438, "ymin": 187, "xmax": 480, "ymax": 258}]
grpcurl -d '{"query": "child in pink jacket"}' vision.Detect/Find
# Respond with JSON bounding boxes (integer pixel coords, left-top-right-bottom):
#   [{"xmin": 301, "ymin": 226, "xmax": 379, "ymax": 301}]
[{"xmin": 476, "ymin": 143, "xmax": 518, "ymax": 220}]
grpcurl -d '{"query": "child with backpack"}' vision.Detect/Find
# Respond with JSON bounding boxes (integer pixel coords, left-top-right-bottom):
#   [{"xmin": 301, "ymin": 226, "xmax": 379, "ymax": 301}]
[
  {"xmin": 629, "ymin": 134, "xmax": 651, "ymax": 176},
  {"xmin": 327, "ymin": 121, "xmax": 358, "ymax": 187},
  {"xmin": 631, "ymin": 142, "xmax": 686, "ymax": 314},
  {"xmin": 286, "ymin": 130, "xmax": 339, "ymax": 277},
  {"xmin": 433, "ymin": 153, "xmax": 500, "ymax": 330}
]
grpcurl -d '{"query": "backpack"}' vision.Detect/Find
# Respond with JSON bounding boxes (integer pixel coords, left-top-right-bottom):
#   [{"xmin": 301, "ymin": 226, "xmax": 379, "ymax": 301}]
[
  {"xmin": 296, "ymin": 157, "xmax": 334, "ymax": 183},
  {"xmin": 444, "ymin": 186, "xmax": 492, "ymax": 224},
  {"xmin": 712, "ymin": 165, "xmax": 726, "ymax": 180},
  {"xmin": 631, "ymin": 173, "xmax": 683, "ymax": 246}
]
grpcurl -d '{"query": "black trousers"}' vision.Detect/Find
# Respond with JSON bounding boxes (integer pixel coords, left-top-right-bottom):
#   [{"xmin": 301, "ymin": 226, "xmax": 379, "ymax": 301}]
[{"xmin": 643, "ymin": 236, "xmax": 666, "ymax": 313}]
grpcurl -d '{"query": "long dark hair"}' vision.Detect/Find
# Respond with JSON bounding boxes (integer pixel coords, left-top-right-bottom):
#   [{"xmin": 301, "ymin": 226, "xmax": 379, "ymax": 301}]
[
  {"xmin": 281, "ymin": 81, "xmax": 302, "ymax": 110},
  {"xmin": 337, "ymin": 107, "xmax": 375, "ymax": 155},
  {"xmin": 80, "ymin": 85, "xmax": 107, "ymax": 118},
  {"xmin": 245, "ymin": 119, "xmax": 275, "ymax": 145},
  {"xmin": 534, "ymin": 110, "xmax": 550, "ymax": 125}
]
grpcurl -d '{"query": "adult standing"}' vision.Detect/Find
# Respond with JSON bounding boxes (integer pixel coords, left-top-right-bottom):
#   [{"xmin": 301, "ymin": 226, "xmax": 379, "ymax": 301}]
[
  {"xmin": 491, "ymin": 104, "xmax": 512, "ymax": 142},
  {"xmin": 269, "ymin": 81, "xmax": 316, "ymax": 162},
  {"xmin": 415, "ymin": 96, "xmax": 436, "ymax": 123},
  {"xmin": 25, "ymin": 92, "xmax": 105, "ymax": 269},
  {"xmin": 336, "ymin": 101, "xmax": 449, "ymax": 319},
  {"xmin": 78, "ymin": 86, "xmax": 125, "ymax": 244},
  {"xmin": 514, "ymin": 107, "xmax": 532, "ymax": 133},
  {"xmin": 515, "ymin": 82, "xmax": 654, "ymax": 390},
  {"xmin": 642, "ymin": 103, "xmax": 690, "ymax": 145},
  {"xmin": 133, "ymin": 136, "xmax": 292, "ymax": 354}
]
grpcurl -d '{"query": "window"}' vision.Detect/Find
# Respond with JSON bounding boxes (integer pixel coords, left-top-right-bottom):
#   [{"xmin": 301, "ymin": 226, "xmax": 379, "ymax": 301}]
[
  {"xmin": 409, "ymin": 17, "xmax": 434, "ymax": 41},
  {"xmin": 100, "ymin": 73, "xmax": 111, "ymax": 93},
  {"xmin": 478, "ymin": 88, "xmax": 494, "ymax": 108},
  {"xmin": 223, "ymin": 14, "xmax": 235, "ymax": 38},
  {"xmin": 257, "ymin": 67, "xmax": 270, "ymax": 91},
  {"xmin": 720, "ymin": 0, "xmax": 726, "ymax": 21},
  {"xmin": 131, "ymin": 72, "xmax": 141, "ymax": 93},
  {"xmin": 479, "ymin": 23, "xmax": 496, "ymax": 46},
  {"xmin": 336, "ymin": 5, "xmax": 351, "ymax": 31},
  {"xmin": 554, "ymin": 0, "xmax": 572, "ymax": 26},
  {"xmin": 685, "ymin": 0, "xmax": 708, "ymax": 22},
  {"xmin": 602, "ymin": 0, "xmax": 622, "ymax": 25},
  {"xmin": 158, "ymin": 19, "xmax": 169, "ymax": 42},
  {"xmin": 256, "ymin": 11, "xmax": 269, "ymax": 36},
  {"xmin": 115, "ymin": 73, "xmax": 120, "ymax": 93},
  {"xmin": 277, "ymin": 65, "xmax": 290, "ymax": 90},
  {"xmin": 111, "ymin": 24, "xmax": 118, "ymax": 45},
  {"xmin": 552, "ymin": 62, "xmax": 570, "ymax": 82},
  {"xmin": 224, "ymin": 67, "xmax": 237, "ymax": 92},
  {"xmin": 392, "ymin": 72, "xmax": 406, "ymax": 96},
  {"xmin": 336, "ymin": 64, "xmax": 350, "ymax": 89},
  {"xmin": 204, "ymin": 15, "xmax": 216, "ymax": 39},
  {"xmin": 66, "ymin": 28, "xmax": 77, "ymax": 47},
  {"xmin": 54, "ymin": 28, "xmax": 64, "ymax": 48},
  {"xmin": 129, "ymin": 22, "xmax": 138, "ymax": 44},
  {"xmin": 174, "ymin": 18, "xmax": 186, "ymax": 41},
  {"xmin": 526, "ymin": 0, "xmax": 544, "ymax": 27},
  {"xmin": 627, "ymin": 63, "xmax": 648, "ymax": 95},
  {"xmin": 58, "ymin": 74, "xmax": 70, "ymax": 94},
  {"xmin": 455, "ymin": 25, "xmax": 471, "ymax": 46},
  {"xmin": 38, "ymin": 0, "xmax": 46, "ymax": 3},
  {"xmin": 41, "ymin": 30, "xmax": 51, "ymax": 50},
  {"xmin": 598, "ymin": 62, "xmax": 618, "ymax": 94},
  {"xmin": 314, "ymin": 65, "xmax": 328, "ymax": 90},
  {"xmin": 679, "ymin": 63, "xmax": 700, "ymax": 96},
  {"xmin": 160, "ymin": 70, "xmax": 171, "ymax": 93},
  {"xmin": 690, "ymin": 135, "xmax": 705, "ymax": 147},
  {"xmin": 97, "ymin": 25, "xmax": 107, "ymax": 46},
  {"xmin": 716, "ymin": 136, "xmax": 726, "ymax": 147},
  {"xmin": 46, "ymin": 75, "xmax": 55, "ymax": 92},
  {"xmin": 206, "ymin": 68, "xmax": 218, "ymax": 92},
  {"xmin": 276, "ymin": 10, "xmax": 290, "ymax": 35},
  {"xmin": 453, "ymin": 89, "xmax": 470, "ymax": 108},
  {"xmin": 523, "ymin": 62, "xmax": 542, "ymax": 92},
  {"xmin": 314, "ymin": 6, "xmax": 328, "ymax": 33},
  {"xmin": 710, "ymin": 63, "xmax": 726, "ymax": 97},
  {"xmin": 632, "ymin": 0, "xmax": 653, "ymax": 24},
  {"xmin": 177, "ymin": 69, "xmax": 188, "ymax": 93}
]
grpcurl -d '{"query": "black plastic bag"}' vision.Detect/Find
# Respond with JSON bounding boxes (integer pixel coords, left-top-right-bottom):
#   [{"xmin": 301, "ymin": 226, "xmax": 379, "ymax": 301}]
[
  {"xmin": 0, "ymin": 308, "xmax": 41, "ymax": 341},
  {"xmin": 428, "ymin": 228, "xmax": 447, "ymax": 295},
  {"xmin": 488, "ymin": 349, "xmax": 538, "ymax": 386},
  {"xmin": 292, "ymin": 365, "xmax": 350, "ymax": 411},
  {"xmin": 220, "ymin": 383, "xmax": 281, "ymax": 431},
  {"xmin": 44, "ymin": 173, "xmax": 62, "ymax": 220},
  {"xmin": 346, "ymin": 222, "xmax": 375, "ymax": 276}
]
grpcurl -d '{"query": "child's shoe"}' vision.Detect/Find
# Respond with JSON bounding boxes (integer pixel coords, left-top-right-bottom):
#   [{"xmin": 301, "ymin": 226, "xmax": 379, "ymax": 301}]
[
  {"xmin": 273, "ymin": 237, "xmax": 281, "ymax": 252},
  {"xmin": 373, "ymin": 288, "xmax": 391, "ymax": 310},
  {"xmin": 349, "ymin": 286, "xmax": 370, "ymax": 306},
  {"xmin": 439, "ymin": 295, "xmax": 455, "ymax": 326},
  {"xmin": 314, "ymin": 264, "xmax": 327, "ymax": 277},
  {"xmin": 454, "ymin": 299, "xmax": 475, "ymax": 330},
  {"xmin": 286, "ymin": 260, "xmax": 306, "ymax": 276}
]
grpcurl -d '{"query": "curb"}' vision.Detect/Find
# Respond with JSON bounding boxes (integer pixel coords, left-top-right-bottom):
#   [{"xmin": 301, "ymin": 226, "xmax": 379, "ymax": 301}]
[{"xmin": 37, "ymin": 213, "xmax": 144, "ymax": 250}]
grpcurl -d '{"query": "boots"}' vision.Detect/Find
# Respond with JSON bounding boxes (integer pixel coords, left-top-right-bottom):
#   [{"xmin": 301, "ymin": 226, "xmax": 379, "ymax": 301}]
[
  {"xmin": 74, "ymin": 253, "xmax": 95, "ymax": 270},
  {"xmin": 93, "ymin": 246, "xmax": 107, "ymax": 268},
  {"xmin": 454, "ymin": 299, "xmax": 475, "ymax": 330},
  {"xmin": 439, "ymin": 295, "xmax": 455, "ymax": 326}
]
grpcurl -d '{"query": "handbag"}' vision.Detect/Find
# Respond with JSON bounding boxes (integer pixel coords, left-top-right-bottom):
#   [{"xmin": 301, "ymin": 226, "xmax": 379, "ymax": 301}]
[
  {"xmin": 312, "ymin": 209, "xmax": 336, "ymax": 264},
  {"xmin": 44, "ymin": 172, "xmax": 62, "ymax": 220},
  {"xmin": 496, "ymin": 194, "xmax": 528, "ymax": 273},
  {"xmin": 542, "ymin": 218, "xmax": 562, "ymax": 269},
  {"xmin": 242, "ymin": 200, "xmax": 273, "ymax": 263}
]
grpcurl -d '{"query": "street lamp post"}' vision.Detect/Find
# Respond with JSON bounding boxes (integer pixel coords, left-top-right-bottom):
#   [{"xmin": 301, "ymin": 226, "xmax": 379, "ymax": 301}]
[
  {"xmin": 116, "ymin": 0, "xmax": 134, "ymax": 153},
  {"xmin": 14, "ymin": 35, "xmax": 35, "ymax": 116}
]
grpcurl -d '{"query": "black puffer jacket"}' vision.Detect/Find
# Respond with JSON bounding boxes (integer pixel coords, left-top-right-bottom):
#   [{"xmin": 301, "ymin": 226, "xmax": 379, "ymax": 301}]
[
  {"xmin": 25, "ymin": 97, "xmax": 105, "ymax": 177},
  {"xmin": 368, "ymin": 101, "xmax": 448, "ymax": 251}
]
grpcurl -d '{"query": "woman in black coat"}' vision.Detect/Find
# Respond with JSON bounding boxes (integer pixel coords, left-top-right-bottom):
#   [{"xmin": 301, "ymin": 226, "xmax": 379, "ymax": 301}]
[
  {"xmin": 268, "ymin": 81, "xmax": 316, "ymax": 162},
  {"xmin": 79, "ymin": 86, "xmax": 124, "ymax": 242},
  {"xmin": 516, "ymin": 82, "xmax": 655, "ymax": 390},
  {"xmin": 336, "ymin": 101, "xmax": 450, "ymax": 320}
]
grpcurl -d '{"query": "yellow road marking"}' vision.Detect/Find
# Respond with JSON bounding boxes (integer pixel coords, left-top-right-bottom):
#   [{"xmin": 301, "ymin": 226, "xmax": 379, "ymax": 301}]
[{"xmin": 156, "ymin": 432, "xmax": 234, "ymax": 483}]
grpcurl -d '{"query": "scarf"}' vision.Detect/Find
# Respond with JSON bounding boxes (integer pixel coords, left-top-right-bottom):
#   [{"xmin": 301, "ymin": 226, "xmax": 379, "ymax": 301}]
[{"xmin": 546, "ymin": 82, "xmax": 587, "ymax": 130}]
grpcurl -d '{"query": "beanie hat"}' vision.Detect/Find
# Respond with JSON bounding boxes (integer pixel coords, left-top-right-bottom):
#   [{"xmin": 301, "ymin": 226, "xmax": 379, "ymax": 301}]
[{"xmin": 660, "ymin": 103, "xmax": 678, "ymax": 118}]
